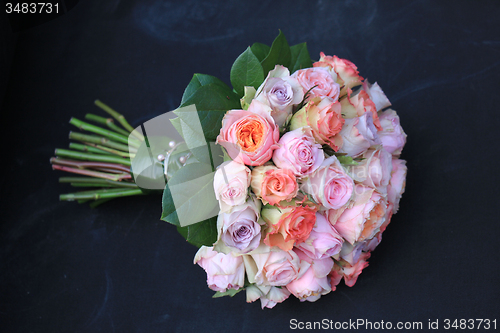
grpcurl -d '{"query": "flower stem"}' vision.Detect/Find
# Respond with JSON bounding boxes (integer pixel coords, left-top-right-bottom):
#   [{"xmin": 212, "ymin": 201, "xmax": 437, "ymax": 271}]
[
  {"xmin": 69, "ymin": 143, "xmax": 111, "ymax": 155},
  {"xmin": 94, "ymin": 100, "xmax": 144, "ymax": 141},
  {"xmin": 52, "ymin": 164, "xmax": 131, "ymax": 181},
  {"xmin": 59, "ymin": 188, "xmax": 144, "ymax": 201},
  {"xmin": 54, "ymin": 149, "xmax": 132, "ymax": 166},
  {"xmin": 50, "ymin": 157, "xmax": 131, "ymax": 173},
  {"xmin": 69, "ymin": 132, "xmax": 136, "ymax": 153},
  {"xmin": 69, "ymin": 117, "xmax": 140, "ymax": 148},
  {"xmin": 80, "ymin": 142, "xmax": 134, "ymax": 158},
  {"xmin": 84, "ymin": 113, "xmax": 130, "ymax": 136},
  {"xmin": 59, "ymin": 176, "xmax": 138, "ymax": 188}
]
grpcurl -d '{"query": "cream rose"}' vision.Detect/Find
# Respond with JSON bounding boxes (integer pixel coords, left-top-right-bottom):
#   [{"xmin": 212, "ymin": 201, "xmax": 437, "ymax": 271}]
[
  {"xmin": 194, "ymin": 246, "xmax": 245, "ymax": 292},
  {"xmin": 213, "ymin": 160, "xmax": 251, "ymax": 213}
]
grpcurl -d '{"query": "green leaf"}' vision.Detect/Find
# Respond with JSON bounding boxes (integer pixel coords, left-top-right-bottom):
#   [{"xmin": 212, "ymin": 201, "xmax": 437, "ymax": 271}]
[
  {"xmin": 176, "ymin": 216, "xmax": 218, "ymax": 248},
  {"xmin": 161, "ymin": 162, "xmax": 218, "ymax": 227},
  {"xmin": 230, "ymin": 47, "xmax": 265, "ymax": 97},
  {"xmin": 337, "ymin": 155, "xmax": 359, "ymax": 166},
  {"xmin": 180, "ymin": 82, "xmax": 240, "ymax": 142},
  {"xmin": 260, "ymin": 30, "xmax": 291, "ymax": 75},
  {"xmin": 289, "ymin": 42, "xmax": 312, "ymax": 73},
  {"xmin": 212, "ymin": 288, "xmax": 244, "ymax": 298},
  {"xmin": 250, "ymin": 42, "xmax": 270, "ymax": 62},
  {"xmin": 181, "ymin": 74, "xmax": 229, "ymax": 105}
]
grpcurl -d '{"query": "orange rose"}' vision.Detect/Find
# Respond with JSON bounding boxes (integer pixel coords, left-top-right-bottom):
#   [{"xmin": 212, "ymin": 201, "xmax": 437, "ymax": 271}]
[
  {"xmin": 216, "ymin": 100, "xmax": 279, "ymax": 166},
  {"xmin": 261, "ymin": 203, "xmax": 317, "ymax": 251},
  {"xmin": 251, "ymin": 165, "xmax": 298, "ymax": 206}
]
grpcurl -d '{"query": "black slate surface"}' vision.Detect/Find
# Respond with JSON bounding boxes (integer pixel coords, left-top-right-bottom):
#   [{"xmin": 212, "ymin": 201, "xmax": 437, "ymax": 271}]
[{"xmin": 1, "ymin": 1, "xmax": 499, "ymax": 332}]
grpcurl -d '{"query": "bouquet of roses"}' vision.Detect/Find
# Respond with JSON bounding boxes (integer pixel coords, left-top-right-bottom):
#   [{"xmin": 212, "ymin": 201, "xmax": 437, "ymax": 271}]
[{"xmin": 52, "ymin": 31, "xmax": 407, "ymax": 309}]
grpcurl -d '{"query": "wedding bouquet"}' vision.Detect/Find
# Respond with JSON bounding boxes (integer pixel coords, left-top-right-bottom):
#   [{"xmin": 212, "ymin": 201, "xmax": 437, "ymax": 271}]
[{"xmin": 52, "ymin": 31, "xmax": 407, "ymax": 309}]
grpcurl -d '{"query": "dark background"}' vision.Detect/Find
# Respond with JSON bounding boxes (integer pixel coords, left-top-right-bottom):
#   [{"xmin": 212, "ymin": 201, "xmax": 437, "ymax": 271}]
[{"xmin": 1, "ymin": 1, "xmax": 499, "ymax": 332}]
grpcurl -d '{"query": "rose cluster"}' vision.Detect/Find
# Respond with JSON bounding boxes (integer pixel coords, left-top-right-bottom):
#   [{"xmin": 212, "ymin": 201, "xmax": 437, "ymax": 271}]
[{"xmin": 195, "ymin": 53, "xmax": 407, "ymax": 308}]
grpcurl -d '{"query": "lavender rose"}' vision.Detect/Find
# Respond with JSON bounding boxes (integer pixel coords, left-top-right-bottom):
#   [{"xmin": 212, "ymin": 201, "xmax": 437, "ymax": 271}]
[{"xmin": 255, "ymin": 65, "xmax": 304, "ymax": 127}]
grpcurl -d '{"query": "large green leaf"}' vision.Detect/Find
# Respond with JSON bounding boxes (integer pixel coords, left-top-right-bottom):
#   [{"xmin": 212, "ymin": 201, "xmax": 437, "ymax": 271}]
[
  {"xmin": 230, "ymin": 47, "xmax": 265, "ymax": 97},
  {"xmin": 161, "ymin": 162, "xmax": 218, "ymax": 227},
  {"xmin": 181, "ymin": 74, "xmax": 229, "ymax": 105},
  {"xmin": 260, "ymin": 31, "xmax": 291, "ymax": 75},
  {"xmin": 251, "ymin": 42, "xmax": 271, "ymax": 63},
  {"xmin": 289, "ymin": 42, "xmax": 313, "ymax": 73},
  {"xmin": 180, "ymin": 82, "xmax": 240, "ymax": 141},
  {"xmin": 176, "ymin": 216, "xmax": 218, "ymax": 248}
]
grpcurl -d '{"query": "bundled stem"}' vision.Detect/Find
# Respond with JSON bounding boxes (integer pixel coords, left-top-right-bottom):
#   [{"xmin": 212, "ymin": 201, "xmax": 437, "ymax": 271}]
[
  {"xmin": 69, "ymin": 132, "xmax": 135, "ymax": 153},
  {"xmin": 54, "ymin": 149, "xmax": 132, "ymax": 166},
  {"xmin": 52, "ymin": 101, "xmax": 150, "ymax": 206}
]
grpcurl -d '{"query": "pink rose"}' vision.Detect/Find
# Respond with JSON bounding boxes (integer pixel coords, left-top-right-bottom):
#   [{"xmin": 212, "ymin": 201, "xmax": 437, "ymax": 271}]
[
  {"xmin": 194, "ymin": 246, "xmax": 245, "ymax": 292},
  {"xmin": 246, "ymin": 284, "xmax": 291, "ymax": 309},
  {"xmin": 339, "ymin": 251, "xmax": 371, "ymax": 287},
  {"xmin": 213, "ymin": 160, "xmax": 251, "ymax": 213},
  {"xmin": 293, "ymin": 67, "xmax": 341, "ymax": 100},
  {"xmin": 340, "ymin": 89, "xmax": 382, "ymax": 131},
  {"xmin": 272, "ymin": 126, "xmax": 325, "ymax": 178},
  {"xmin": 329, "ymin": 184, "xmax": 386, "ymax": 244},
  {"xmin": 261, "ymin": 203, "xmax": 317, "ymax": 251},
  {"xmin": 348, "ymin": 147, "xmax": 393, "ymax": 194},
  {"xmin": 249, "ymin": 246, "xmax": 303, "ymax": 286},
  {"xmin": 290, "ymin": 97, "xmax": 344, "ymax": 151},
  {"xmin": 362, "ymin": 80, "xmax": 391, "ymax": 111},
  {"xmin": 216, "ymin": 100, "xmax": 279, "ymax": 166},
  {"xmin": 295, "ymin": 212, "xmax": 344, "ymax": 260},
  {"xmin": 286, "ymin": 249, "xmax": 333, "ymax": 302},
  {"xmin": 255, "ymin": 65, "xmax": 304, "ymax": 127},
  {"xmin": 313, "ymin": 53, "xmax": 364, "ymax": 93},
  {"xmin": 214, "ymin": 198, "xmax": 262, "ymax": 254},
  {"xmin": 378, "ymin": 109, "xmax": 407, "ymax": 156},
  {"xmin": 338, "ymin": 112, "xmax": 381, "ymax": 158},
  {"xmin": 251, "ymin": 165, "xmax": 298, "ymax": 206},
  {"xmin": 301, "ymin": 156, "xmax": 354, "ymax": 210},
  {"xmin": 387, "ymin": 159, "xmax": 407, "ymax": 213}
]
